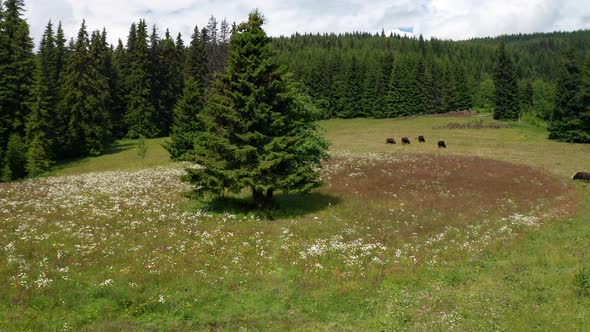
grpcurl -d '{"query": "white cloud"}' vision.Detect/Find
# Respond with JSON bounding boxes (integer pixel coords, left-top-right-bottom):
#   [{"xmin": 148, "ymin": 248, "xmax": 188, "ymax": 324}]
[{"xmin": 21, "ymin": 0, "xmax": 590, "ymax": 46}]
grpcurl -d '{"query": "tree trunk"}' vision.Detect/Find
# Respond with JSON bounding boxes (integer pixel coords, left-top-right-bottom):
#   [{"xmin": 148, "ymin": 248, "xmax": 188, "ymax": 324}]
[
  {"xmin": 252, "ymin": 187, "xmax": 274, "ymax": 209},
  {"xmin": 253, "ymin": 188, "xmax": 264, "ymax": 208}
]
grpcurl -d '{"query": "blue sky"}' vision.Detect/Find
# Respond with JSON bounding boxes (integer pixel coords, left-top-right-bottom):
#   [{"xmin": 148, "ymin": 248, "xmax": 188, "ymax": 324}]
[{"xmin": 23, "ymin": 0, "xmax": 590, "ymax": 45}]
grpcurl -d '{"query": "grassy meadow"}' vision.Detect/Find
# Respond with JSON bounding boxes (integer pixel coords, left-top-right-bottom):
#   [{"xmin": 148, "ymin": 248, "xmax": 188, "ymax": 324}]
[{"xmin": 2, "ymin": 114, "xmax": 590, "ymax": 330}]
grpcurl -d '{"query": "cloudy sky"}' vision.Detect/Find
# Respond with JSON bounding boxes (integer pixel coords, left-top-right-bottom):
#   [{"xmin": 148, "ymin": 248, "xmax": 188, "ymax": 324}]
[{"xmin": 22, "ymin": 0, "xmax": 590, "ymax": 46}]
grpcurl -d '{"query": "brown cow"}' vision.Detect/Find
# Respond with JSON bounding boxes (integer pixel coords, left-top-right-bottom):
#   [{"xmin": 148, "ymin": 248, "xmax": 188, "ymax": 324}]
[
  {"xmin": 438, "ymin": 140, "xmax": 447, "ymax": 148},
  {"xmin": 401, "ymin": 137, "xmax": 411, "ymax": 144},
  {"xmin": 418, "ymin": 135, "xmax": 426, "ymax": 143},
  {"xmin": 573, "ymin": 172, "xmax": 590, "ymax": 182},
  {"xmin": 386, "ymin": 138, "xmax": 396, "ymax": 144}
]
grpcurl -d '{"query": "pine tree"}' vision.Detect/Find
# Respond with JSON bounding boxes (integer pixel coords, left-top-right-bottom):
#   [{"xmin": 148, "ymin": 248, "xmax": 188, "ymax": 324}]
[
  {"xmin": 415, "ymin": 56, "xmax": 428, "ymax": 114},
  {"xmin": 55, "ymin": 22, "xmax": 67, "ymax": 79},
  {"xmin": 0, "ymin": 0, "xmax": 35, "ymax": 171},
  {"xmin": 452, "ymin": 65, "xmax": 472, "ymax": 110},
  {"xmin": 578, "ymin": 54, "xmax": 590, "ymax": 136},
  {"xmin": 549, "ymin": 47, "xmax": 589, "ymax": 142},
  {"xmin": 338, "ymin": 55, "xmax": 363, "ymax": 118},
  {"xmin": 2, "ymin": 133, "xmax": 26, "ymax": 181},
  {"xmin": 156, "ymin": 29, "xmax": 183, "ymax": 134},
  {"xmin": 493, "ymin": 42, "xmax": 520, "ymax": 120},
  {"xmin": 440, "ymin": 61, "xmax": 455, "ymax": 113},
  {"xmin": 25, "ymin": 135, "xmax": 52, "ymax": 177},
  {"xmin": 165, "ymin": 26, "xmax": 206, "ymax": 160},
  {"xmin": 58, "ymin": 21, "xmax": 111, "ymax": 157},
  {"xmin": 183, "ymin": 11, "xmax": 329, "ymax": 208},
  {"xmin": 24, "ymin": 63, "xmax": 54, "ymax": 175},
  {"xmin": 424, "ymin": 57, "xmax": 443, "ymax": 113},
  {"xmin": 186, "ymin": 25, "xmax": 208, "ymax": 85},
  {"xmin": 386, "ymin": 56, "xmax": 421, "ymax": 117},
  {"xmin": 87, "ymin": 29, "xmax": 113, "ymax": 149},
  {"xmin": 361, "ymin": 56, "xmax": 386, "ymax": 117},
  {"xmin": 124, "ymin": 20, "xmax": 160, "ymax": 138},
  {"xmin": 111, "ymin": 39, "xmax": 127, "ymax": 138},
  {"xmin": 164, "ymin": 78, "xmax": 205, "ymax": 161}
]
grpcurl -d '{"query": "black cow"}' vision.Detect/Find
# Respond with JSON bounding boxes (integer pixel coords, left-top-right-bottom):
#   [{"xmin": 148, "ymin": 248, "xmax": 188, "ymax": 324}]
[
  {"xmin": 386, "ymin": 138, "xmax": 396, "ymax": 144},
  {"xmin": 401, "ymin": 137, "xmax": 411, "ymax": 144},
  {"xmin": 573, "ymin": 172, "xmax": 590, "ymax": 182},
  {"xmin": 438, "ymin": 140, "xmax": 447, "ymax": 148},
  {"xmin": 418, "ymin": 135, "xmax": 426, "ymax": 143}
]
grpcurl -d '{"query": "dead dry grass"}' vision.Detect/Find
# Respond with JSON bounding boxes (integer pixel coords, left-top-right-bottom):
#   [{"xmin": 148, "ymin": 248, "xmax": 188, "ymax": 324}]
[{"xmin": 322, "ymin": 154, "xmax": 578, "ymax": 228}]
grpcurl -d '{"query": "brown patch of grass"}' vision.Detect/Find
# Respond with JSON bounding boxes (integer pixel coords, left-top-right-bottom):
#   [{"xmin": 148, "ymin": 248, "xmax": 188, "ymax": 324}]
[{"xmin": 322, "ymin": 154, "xmax": 578, "ymax": 224}]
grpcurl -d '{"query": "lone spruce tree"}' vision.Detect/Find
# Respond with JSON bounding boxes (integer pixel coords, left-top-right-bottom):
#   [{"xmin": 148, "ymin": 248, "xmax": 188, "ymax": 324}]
[
  {"xmin": 493, "ymin": 42, "xmax": 520, "ymax": 120},
  {"xmin": 183, "ymin": 11, "xmax": 329, "ymax": 208}
]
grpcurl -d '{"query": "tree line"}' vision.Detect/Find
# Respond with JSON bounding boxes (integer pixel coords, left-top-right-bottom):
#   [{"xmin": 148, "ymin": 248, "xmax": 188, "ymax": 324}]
[
  {"xmin": 0, "ymin": 0, "xmax": 233, "ymax": 180},
  {"xmin": 1, "ymin": 0, "xmax": 589, "ymax": 181},
  {"xmin": 273, "ymin": 31, "xmax": 590, "ymax": 121}
]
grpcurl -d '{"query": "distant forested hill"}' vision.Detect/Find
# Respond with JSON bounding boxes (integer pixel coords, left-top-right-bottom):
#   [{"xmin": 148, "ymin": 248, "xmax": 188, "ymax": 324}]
[{"xmin": 271, "ymin": 30, "xmax": 590, "ymax": 118}]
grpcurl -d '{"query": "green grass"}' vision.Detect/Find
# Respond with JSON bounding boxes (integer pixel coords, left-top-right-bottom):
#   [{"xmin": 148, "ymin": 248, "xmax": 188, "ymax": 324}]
[
  {"xmin": 322, "ymin": 115, "xmax": 590, "ymax": 177},
  {"xmin": 2, "ymin": 115, "xmax": 590, "ymax": 331},
  {"xmin": 48, "ymin": 137, "xmax": 174, "ymax": 177}
]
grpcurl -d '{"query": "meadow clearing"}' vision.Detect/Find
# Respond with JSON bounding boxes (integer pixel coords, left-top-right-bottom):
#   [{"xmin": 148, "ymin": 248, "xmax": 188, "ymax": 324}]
[{"xmin": 1, "ymin": 115, "xmax": 590, "ymax": 330}]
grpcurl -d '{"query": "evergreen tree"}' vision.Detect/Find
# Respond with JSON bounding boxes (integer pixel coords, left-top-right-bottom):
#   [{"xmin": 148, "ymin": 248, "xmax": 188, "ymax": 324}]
[
  {"xmin": 0, "ymin": 0, "xmax": 35, "ymax": 169},
  {"xmin": 451, "ymin": 65, "xmax": 472, "ymax": 110},
  {"xmin": 55, "ymin": 22, "xmax": 67, "ymax": 79},
  {"xmin": 111, "ymin": 39, "xmax": 127, "ymax": 138},
  {"xmin": 2, "ymin": 133, "xmax": 26, "ymax": 181},
  {"xmin": 183, "ymin": 11, "xmax": 329, "ymax": 208},
  {"xmin": 25, "ymin": 135, "xmax": 52, "ymax": 177},
  {"xmin": 164, "ymin": 78, "xmax": 205, "ymax": 161},
  {"xmin": 124, "ymin": 20, "xmax": 160, "ymax": 138},
  {"xmin": 338, "ymin": 55, "xmax": 363, "ymax": 118},
  {"xmin": 424, "ymin": 57, "xmax": 443, "ymax": 113},
  {"xmin": 58, "ymin": 21, "xmax": 111, "ymax": 157},
  {"xmin": 186, "ymin": 25, "xmax": 208, "ymax": 85},
  {"xmin": 48, "ymin": 21, "xmax": 68, "ymax": 153},
  {"xmin": 493, "ymin": 42, "xmax": 520, "ymax": 120},
  {"xmin": 386, "ymin": 56, "xmax": 421, "ymax": 117},
  {"xmin": 549, "ymin": 47, "xmax": 589, "ymax": 142},
  {"xmin": 24, "ymin": 63, "xmax": 54, "ymax": 175},
  {"xmin": 440, "ymin": 61, "xmax": 454, "ymax": 113},
  {"xmin": 87, "ymin": 29, "xmax": 113, "ymax": 148},
  {"xmin": 361, "ymin": 56, "xmax": 387, "ymax": 117},
  {"xmin": 415, "ymin": 56, "xmax": 428, "ymax": 114},
  {"xmin": 157, "ymin": 29, "xmax": 184, "ymax": 134}
]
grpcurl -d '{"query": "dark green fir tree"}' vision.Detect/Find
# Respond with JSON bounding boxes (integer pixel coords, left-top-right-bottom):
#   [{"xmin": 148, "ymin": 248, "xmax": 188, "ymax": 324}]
[
  {"xmin": 183, "ymin": 11, "xmax": 329, "ymax": 208},
  {"xmin": 493, "ymin": 42, "xmax": 519, "ymax": 120},
  {"xmin": 58, "ymin": 21, "xmax": 111, "ymax": 157},
  {"xmin": 549, "ymin": 47, "xmax": 589, "ymax": 142},
  {"xmin": 0, "ymin": 0, "xmax": 35, "ymax": 172},
  {"xmin": 124, "ymin": 20, "xmax": 160, "ymax": 138}
]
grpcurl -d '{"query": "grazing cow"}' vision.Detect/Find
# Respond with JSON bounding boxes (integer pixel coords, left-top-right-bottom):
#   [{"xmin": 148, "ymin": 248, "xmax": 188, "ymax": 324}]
[
  {"xmin": 386, "ymin": 138, "xmax": 396, "ymax": 144},
  {"xmin": 418, "ymin": 135, "xmax": 426, "ymax": 143},
  {"xmin": 438, "ymin": 140, "xmax": 447, "ymax": 148},
  {"xmin": 401, "ymin": 137, "xmax": 411, "ymax": 144},
  {"xmin": 573, "ymin": 172, "xmax": 590, "ymax": 182}
]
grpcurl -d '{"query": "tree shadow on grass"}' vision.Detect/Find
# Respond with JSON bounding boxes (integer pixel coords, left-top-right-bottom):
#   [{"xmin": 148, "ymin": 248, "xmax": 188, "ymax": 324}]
[
  {"xmin": 192, "ymin": 191, "xmax": 341, "ymax": 220},
  {"xmin": 101, "ymin": 141, "xmax": 137, "ymax": 156},
  {"xmin": 50, "ymin": 141, "xmax": 137, "ymax": 173}
]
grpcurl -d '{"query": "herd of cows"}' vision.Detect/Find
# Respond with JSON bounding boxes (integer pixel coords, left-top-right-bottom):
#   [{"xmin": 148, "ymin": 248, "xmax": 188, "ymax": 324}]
[{"xmin": 386, "ymin": 136, "xmax": 447, "ymax": 148}]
